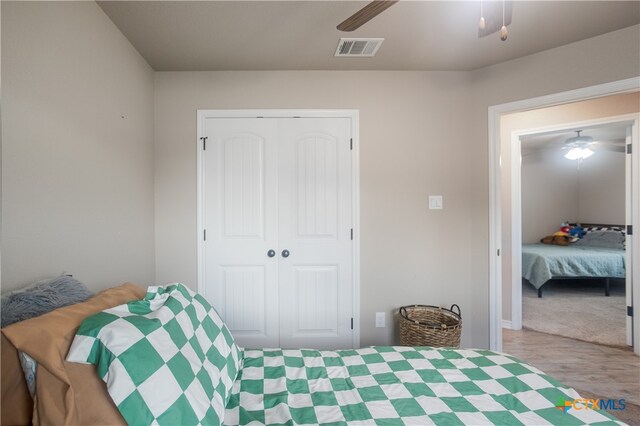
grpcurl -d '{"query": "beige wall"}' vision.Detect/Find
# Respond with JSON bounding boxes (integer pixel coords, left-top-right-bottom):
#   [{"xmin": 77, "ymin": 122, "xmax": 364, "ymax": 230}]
[
  {"xmin": 521, "ymin": 150, "xmax": 579, "ymax": 244},
  {"xmin": 154, "ymin": 71, "xmax": 476, "ymax": 347},
  {"xmin": 578, "ymin": 150, "xmax": 626, "ymax": 225},
  {"xmin": 521, "ymin": 148, "xmax": 626, "ymax": 244},
  {"xmin": 1, "ymin": 1, "xmax": 156, "ymax": 292},
  {"xmin": 499, "ymin": 91, "xmax": 640, "ymax": 322}
]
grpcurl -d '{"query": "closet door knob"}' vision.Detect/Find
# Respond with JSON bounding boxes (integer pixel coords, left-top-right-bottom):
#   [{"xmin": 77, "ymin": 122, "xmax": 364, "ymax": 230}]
[
  {"xmin": 267, "ymin": 249, "xmax": 276, "ymax": 258},
  {"xmin": 281, "ymin": 249, "xmax": 290, "ymax": 258}
]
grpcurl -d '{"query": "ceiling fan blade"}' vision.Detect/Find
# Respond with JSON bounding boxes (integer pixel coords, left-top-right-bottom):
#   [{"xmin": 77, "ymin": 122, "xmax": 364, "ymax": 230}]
[
  {"xmin": 593, "ymin": 144, "xmax": 626, "ymax": 153},
  {"xmin": 595, "ymin": 139, "xmax": 626, "ymax": 146},
  {"xmin": 337, "ymin": 0, "xmax": 398, "ymax": 32},
  {"xmin": 478, "ymin": 1, "xmax": 513, "ymax": 38},
  {"xmin": 591, "ymin": 141, "xmax": 626, "ymax": 152}
]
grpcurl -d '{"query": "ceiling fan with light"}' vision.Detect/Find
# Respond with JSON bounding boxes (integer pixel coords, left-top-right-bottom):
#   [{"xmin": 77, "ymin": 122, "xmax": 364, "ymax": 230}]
[
  {"xmin": 337, "ymin": 0, "xmax": 513, "ymax": 41},
  {"xmin": 561, "ymin": 130, "xmax": 625, "ymax": 160}
]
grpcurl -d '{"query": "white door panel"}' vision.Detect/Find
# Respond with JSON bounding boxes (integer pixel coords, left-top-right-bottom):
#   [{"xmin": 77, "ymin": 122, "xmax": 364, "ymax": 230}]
[
  {"xmin": 222, "ymin": 135, "xmax": 265, "ymax": 238},
  {"xmin": 220, "ymin": 266, "xmax": 266, "ymax": 334},
  {"xmin": 203, "ymin": 118, "xmax": 279, "ymax": 348},
  {"xmin": 292, "ymin": 266, "xmax": 339, "ymax": 334},
  {"xmin": 295, "ymin": 134, "xmax": 339, "ymax": 238},
  {"xmin": 278, "ymin": 118, "xmax": 353, "ymax": 349}
]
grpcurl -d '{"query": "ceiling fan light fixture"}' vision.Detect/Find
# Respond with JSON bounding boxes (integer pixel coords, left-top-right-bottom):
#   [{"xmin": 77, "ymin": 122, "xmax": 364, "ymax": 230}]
[
  {"xmin": 563, "ymin": 130, "xmax": 596, "ymax": 160},
  {"xmin": 564, "ymin": 147, "xmax": 594, "ymax": 160},
  {"xmin": 581, "ymin": 147, "xmax": 594, "ymax": 159},
  {"xmin": 564, "ymin": 147, "xmax": 582, "ymax": 160}
]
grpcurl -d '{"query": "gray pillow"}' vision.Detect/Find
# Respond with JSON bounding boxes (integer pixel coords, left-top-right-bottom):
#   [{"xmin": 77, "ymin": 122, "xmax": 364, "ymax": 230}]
[
  {"xmin": 573, "ymin": 230, "xmax": 625, "ymax": 250},
  {"xmin": 1, "ymin": 276, "xmax": 93, "ymax": 328}
]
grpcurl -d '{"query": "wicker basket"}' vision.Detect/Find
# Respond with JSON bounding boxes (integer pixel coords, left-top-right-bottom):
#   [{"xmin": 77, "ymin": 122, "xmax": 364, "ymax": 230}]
[{"xmin": 399, "ymin": 304, "xmax": 462, "ymax": 348}]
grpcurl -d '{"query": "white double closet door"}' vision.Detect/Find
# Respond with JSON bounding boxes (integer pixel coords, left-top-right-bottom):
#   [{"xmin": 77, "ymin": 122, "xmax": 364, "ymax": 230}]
[{"xmin": 201, "ymin": 116, "xmax": 355, "ymax": 349}]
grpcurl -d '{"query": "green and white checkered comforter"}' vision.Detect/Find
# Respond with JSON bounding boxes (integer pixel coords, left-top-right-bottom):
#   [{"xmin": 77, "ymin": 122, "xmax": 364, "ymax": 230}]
[
  {"xmin": 67, "ymin": 284, "xmax": 242, "ymax": 426},
  {"xmin": 66, "ymin": 283, "xmax": 623, "ymax": 425},
  {"xmin": 224, "ymin": 346, "xmax": 623, "ymax": 425}
]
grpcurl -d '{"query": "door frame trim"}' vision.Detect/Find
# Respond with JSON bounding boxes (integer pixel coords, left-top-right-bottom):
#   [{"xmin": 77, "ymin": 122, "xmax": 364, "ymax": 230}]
[
  {"xmin": 196, "ymin": 109, "xmax": 361, "ymax": 349},
  {"xmin": 488, "ymin": 77, "xmax": 640, "ymax": 354}
]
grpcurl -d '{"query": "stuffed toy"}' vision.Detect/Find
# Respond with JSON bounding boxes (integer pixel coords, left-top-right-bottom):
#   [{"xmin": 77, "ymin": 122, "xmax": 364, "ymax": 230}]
[
  {"xmin": 569, "ymin": 224, "xmax": 586, "ymax": 239},
  {"xmin": 541, "ymin": 235, "xmax": 571, "ymax": 246},
  {"xmin": 541, "ymin": 222, "xmax": 577, "ymax": 246},
  {"xmin": 552, "ymin": 226, "xmax": 569, "ymax": 237}
]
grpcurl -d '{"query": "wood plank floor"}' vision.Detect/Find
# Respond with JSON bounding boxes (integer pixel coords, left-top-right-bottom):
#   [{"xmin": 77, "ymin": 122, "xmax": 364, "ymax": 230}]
[{"xmin": 503, "ymin": 328, "xmax": 640, "ymax": 424}]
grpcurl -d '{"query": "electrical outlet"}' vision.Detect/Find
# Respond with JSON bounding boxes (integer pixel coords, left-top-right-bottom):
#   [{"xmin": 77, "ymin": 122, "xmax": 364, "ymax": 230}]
[{"xmin": 375, "ymin": 312, "xmax": 385, "ymax": 328}]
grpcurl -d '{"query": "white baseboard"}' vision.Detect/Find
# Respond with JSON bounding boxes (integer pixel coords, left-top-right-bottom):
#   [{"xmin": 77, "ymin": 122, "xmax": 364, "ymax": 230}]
[{"xmin": 502, "ymin": 320, "xmax": 513, "ymax": 330}]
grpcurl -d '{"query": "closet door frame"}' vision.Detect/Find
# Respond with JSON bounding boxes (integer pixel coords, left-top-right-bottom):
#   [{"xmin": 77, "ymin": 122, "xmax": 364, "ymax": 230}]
[{"xmin": 196, "ymin": 109, "xmax": 361, "ymax": 349}]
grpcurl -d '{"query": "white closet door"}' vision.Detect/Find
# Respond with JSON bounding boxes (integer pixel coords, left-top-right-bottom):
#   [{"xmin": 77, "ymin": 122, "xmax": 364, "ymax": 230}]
[
  {"xmin": 202, "ymin": 118, "xmax": 279, "ymax": 348},
  {"xmin": 278, "ymin": 118, "xmax": 353, "ymax": 349}
]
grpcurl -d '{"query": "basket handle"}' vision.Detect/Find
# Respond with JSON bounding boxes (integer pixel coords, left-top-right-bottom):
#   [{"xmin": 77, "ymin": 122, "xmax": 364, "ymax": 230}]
[
  {"xmin": 450, "ymin": 304, "xmax": 461, "ymax": 317},
  {"xmin": 399, "ymin": 306, "xmax": 408, "ymax": 320}
]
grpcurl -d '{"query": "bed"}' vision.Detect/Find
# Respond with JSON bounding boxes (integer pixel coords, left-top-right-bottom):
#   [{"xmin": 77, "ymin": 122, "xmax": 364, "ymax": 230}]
[
  {"xmin": 522, "ymin": 224, "xmax": 626, "ymax": 297},
  {"xmin": 225, "ymin": 346, "xmax": 622, "ymax": 425},
  {"xmin": 1, "ymin": 283, "xmax": 625, "ymax": 425}
]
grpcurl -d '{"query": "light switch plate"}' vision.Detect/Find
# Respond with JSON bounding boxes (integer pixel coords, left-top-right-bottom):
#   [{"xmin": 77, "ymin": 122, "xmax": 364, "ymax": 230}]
[
  {"xmin": 429, "ymin": 195, "xmax": 443, "ymax": 210},
  {"xmin": 375, "ymin": 312, "xmax": 385, "ymax": 328}
]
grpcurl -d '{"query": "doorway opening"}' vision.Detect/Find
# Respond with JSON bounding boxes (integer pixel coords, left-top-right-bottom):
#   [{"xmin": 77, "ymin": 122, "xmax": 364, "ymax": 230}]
[
  {"xmin": 514, "ymin": 120, "xmax": 631, "ymax": 348},
  {"xmin": 488, "ymin": 78, "xmax": 640, "ymax": 356}
]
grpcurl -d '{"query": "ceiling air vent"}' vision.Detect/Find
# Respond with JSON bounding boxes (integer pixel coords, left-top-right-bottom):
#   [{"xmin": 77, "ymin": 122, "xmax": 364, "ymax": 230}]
[{"xmin": 335, "ymin": 38, "xmax": 384, "ymax": 57}]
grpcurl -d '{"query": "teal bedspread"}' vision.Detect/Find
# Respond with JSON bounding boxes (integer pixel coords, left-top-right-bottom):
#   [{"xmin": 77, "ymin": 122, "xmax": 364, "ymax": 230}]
[{"xmin": 522, "ymin": 243, "xmax": 626, "ymax": 289}]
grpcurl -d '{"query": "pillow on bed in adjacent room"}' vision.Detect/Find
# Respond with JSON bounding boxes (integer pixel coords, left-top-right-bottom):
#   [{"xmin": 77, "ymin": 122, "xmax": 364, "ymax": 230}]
[
  {"xmin": 582, "ymin": 225, "xmax": 625, "ymax": 234},
  {"xmin": 1, "ymin": 275, "xmax": 94, "ymax": 328},
  {"xmin": 573, "ymin": 230, "xmax": 626, "ymax": 249}
]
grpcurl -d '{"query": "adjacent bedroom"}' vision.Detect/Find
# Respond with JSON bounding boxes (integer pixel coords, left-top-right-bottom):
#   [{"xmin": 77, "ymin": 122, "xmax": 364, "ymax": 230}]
[
  {"xmin": 520, "ymin": 124, "xmax": 628, "ymax": 348},
  {"xmin": 498, "ymin": 92, "xmax": 640, "ymax": 421}
]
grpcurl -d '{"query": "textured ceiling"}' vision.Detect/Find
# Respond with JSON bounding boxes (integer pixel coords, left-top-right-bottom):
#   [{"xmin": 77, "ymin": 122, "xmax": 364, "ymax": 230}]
[{"xmin": 98, "ymin": 1, "xmax": 640, "ymax": 71}]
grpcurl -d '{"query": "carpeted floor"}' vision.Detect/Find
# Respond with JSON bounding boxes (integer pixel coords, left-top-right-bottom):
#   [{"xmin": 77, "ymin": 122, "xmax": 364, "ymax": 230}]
[{"xmin": 522, "ymin": 279, "xmax": 628, "ymax": 347}]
